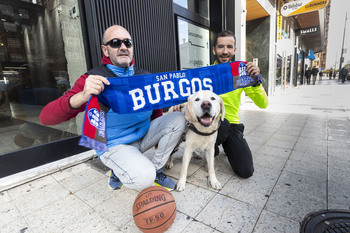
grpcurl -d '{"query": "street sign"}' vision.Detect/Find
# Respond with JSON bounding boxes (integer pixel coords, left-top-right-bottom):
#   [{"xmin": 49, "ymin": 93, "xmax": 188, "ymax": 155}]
[{"xmin": 281, "ymin": 0, "xmax": 329, "ymax": 17}]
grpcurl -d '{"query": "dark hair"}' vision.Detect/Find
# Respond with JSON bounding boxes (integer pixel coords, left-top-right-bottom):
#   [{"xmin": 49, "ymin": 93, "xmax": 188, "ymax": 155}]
[{"xmin": 214, "ymin": 30, "xmax": 236, "ymax": 47}]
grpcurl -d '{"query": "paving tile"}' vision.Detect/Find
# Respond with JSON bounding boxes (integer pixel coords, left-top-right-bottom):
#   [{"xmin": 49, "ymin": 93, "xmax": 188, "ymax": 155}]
[
  {"xmin": 171, "ymin": 183, "xmax": 216, "ymax": 218},
  {"xmin": 328, "ymin": 181, "xmax": 350, "ymax": 210},
  {"xmin": 253, "ymin": 152, "xmax": 287, "ymax": 171},
  {"xmin": 276, "ymin": 125, "xmax": 303, "ymax": 136},
  {"xmin": 7, "ymin": 175, "xmax": 58, "ymax": 200},
  {"xmin": 121, "ymin": 211, "xmax": 193, "ymax": 233},
  {"xmin": 0, "ymin": 200, "xmax": 22, "ymax": 227},
  {"xmin": 328, "ymin": 155, "xmax": 350, "ymax": 172},
  {"xmin": 185, "ymin": 167, "xmax": 233, "ymax": 192},
  {"xmin": 328, "ymin": 140, "xmax": 350, "ymax": 152},
  {"xmin": 254, "ymin": 124, "xmax": 279, "ymax": 133},
  {"xmin": 0, "ymin": 190, "xmax": 11, "ymax": 203},
  {"xmin": 196, "ymin": 194, "xmax": 260, "ymax": 233},
  {"xmin": 1, "ymin": 216, "xmax": 34, "ymax": 233},
  {"xmin": 182, "ymin": 220, "xmax": 220, "ymax": 233},
  {"xmin": 283, "ymin": 158, "xmax": 327, "ymax": 180},
  {"xmin": 300, "ymin": 130, "xmax": 327, "ymax": 140},
  {"xmin": 270, "ymin": 132, "xmax": 299, "ymax": 143},
  {"xmin": 274, "ymin": 171, "xmax": 327, "ymax": 200},
  {"xmin": 25, "ymin": 195, "xmax": 91, "ymax": 233},
  {"xmin": 11, "ymin": 180, "xmax": 70, "ymax": 216},
  {"xmin": 55, "ymin": 166, "xmax": 105, "ymax": 193},
  {"xmin": 119, "ymin": 219, "xmax": 141, "ymax": 233},
  {"xmin": 327, "ymin": 141, "xmax": 350, "ymax": 158},
  {"xmin": 294, "ymin": 137, "xmax": 328, "ymax": 155},
  {"xmin": 164, "ymin": 155, "xmax": 206, "ymax": 180},
  {"xmin": 265, "ymin": 171, "xmax": 327, "ymax": 222},
  {"xmin": 288, "ymin": 150, "xmax": 327, "ymax": 167},
  {"xmin": 247, "ymin": 130, "xmax": 274, "ymax": 141},
  {"xmin": 264, "ymin": 138, "xmax": 296, "ymax": 150},
  {"xmin": 328, "ymin": 134, "xmax": 350, "ymax": 143},
  {"xmin": 215, "ymin": 154, "xmax": 235, "ymax": 174},
  {"xmin": 286, "ymin": 115, "xmax": 308, "ymax": 126},
  {"xmin": 245, "ymin": 134, "xmax": 270, "ymax": 147},
  {"xmin": 51, "ymin": 163, "xmax": 92, "ymax": 181},
  {"xmin": 257, "ymin": 145, "xmax": 292, "ymax": 159},
  {"xmin": 58, "ymin": 209, "xmax": 120, "ymax": 233},
  {"xmin": 253, "ymin": 210, "xmax": 299, "ymax": 233},
  {"xmin": 94, "ymin": 188, "xmax": 138, "ymax": 228},
  {"xmin": 74, "ymin": 179, "xmax": 116, "ymax": 208},
  {"xmin": 265, "ymin": 188, "xmax": 326, "ymax": 222},
  {"xmin": 219, "ymin": 165, "xmax": 280, "ymax": 208},
  {"xmin": 328, "ymin": 165, "xmax": 350, "ymax": 186}
]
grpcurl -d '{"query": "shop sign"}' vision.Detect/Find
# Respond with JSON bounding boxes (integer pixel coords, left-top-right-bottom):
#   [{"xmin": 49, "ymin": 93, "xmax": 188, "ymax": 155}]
[
  {"xmin": 300, "ymin": 26, "xmax": 319, "ymax": 35},
  {"xmin": 178, "ymin": 18, "xmax": 210, "ymax": 69},
  {"xmin": 281, "ymin": 0, "xmax": 329, "ymax": 17}
]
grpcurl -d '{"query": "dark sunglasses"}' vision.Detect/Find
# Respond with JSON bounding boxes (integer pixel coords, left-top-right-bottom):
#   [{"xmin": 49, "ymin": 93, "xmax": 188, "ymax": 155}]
[{"xmin": 104, "ymin": 38, "xmax": 133, "ymax": 48}]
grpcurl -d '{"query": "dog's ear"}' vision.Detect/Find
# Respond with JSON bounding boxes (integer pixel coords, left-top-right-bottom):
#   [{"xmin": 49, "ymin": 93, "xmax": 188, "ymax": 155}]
[
  {"xmin": 218, "ymin": 96, "xmax": 226, "ymax": 121},
  {"xmin": 184, "ymin": 95, "xmax": 196, "ymax": 123}
]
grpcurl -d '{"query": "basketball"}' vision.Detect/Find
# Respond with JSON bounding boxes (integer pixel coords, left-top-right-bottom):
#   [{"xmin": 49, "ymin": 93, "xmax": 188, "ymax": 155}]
[{"xmin": 132, "ymin": 186, "xmax": 176, "ymax": 233}]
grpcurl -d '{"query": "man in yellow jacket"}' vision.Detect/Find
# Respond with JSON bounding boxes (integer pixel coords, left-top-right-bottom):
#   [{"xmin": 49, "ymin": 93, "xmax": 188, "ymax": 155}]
[{"xmin": 214, "ymin": 30, "xmax": 268, "ymax": 178}]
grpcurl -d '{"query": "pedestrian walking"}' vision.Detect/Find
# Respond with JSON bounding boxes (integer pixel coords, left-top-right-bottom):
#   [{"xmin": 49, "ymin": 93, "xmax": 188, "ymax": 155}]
[
  {"xmin": 340, "ymin": 66, "xmax": 349, "ymax": 83},
  {"xmin": 311, "ymin": 66, "xmax": 319, "ymax": 85},
  {"xmin": 319, "ymin": 70, "xmax": 323, "ymax": 80},
  {"xmin": 305, "ymin": 67, "xmax": 312, "ymax": 85}
]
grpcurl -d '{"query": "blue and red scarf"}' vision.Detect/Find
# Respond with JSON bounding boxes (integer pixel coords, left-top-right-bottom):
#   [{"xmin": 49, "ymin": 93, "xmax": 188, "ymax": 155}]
[{"xmin": 79, "ymin": 61, "xmax": 262, "ymax": 151}]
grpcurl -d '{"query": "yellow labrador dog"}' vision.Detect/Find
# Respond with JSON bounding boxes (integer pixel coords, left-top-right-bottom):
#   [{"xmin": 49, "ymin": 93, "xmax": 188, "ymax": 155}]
[{"xmin": 168, "ymin": 90, "xmax": 225, "ymax": 191}]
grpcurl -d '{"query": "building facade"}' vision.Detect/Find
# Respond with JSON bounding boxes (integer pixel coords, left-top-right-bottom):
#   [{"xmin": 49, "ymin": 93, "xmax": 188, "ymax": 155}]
[{"xmin": 0, "ymin": 0, "xmax": 279, "ymax": 189}]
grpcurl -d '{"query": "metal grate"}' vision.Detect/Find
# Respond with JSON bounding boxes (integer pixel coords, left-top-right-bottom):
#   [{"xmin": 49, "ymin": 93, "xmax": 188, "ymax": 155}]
[{"xmin": 83, "ymin": 0, "xmax": 177, "ymax": 73}]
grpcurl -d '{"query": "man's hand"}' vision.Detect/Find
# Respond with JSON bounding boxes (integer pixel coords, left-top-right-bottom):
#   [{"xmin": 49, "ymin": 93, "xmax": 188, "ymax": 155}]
[
  {"xmin": 69, "ymin": 75, "xmax": 110, "ymax": 109},
  {"xmin": 246, "ymin": 62, "xmax": 260, "ymax": 76},
  {"xmin": 172, "ymin": 104, "xmax": 185, "ymax": 112},
  {"xmin": 81, "ymin": 75, "xmax": 110, "ymax": 101}
]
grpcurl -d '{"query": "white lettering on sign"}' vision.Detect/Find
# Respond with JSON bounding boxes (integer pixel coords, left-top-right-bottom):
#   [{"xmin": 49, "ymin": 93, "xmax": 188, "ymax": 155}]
[
  {"xmin": 300, "ymin": 27, "xmax": 318, "ymax": 35},
  {"xmin": 129, "ymin": 78, "xmax": 213, "ymax": 111}
]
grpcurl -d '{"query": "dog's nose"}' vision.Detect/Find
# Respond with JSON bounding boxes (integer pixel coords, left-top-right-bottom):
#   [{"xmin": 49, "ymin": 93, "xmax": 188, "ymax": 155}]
[{"xmin": 201, "ymin": 101, "xmax": 211, "ymax": 111}]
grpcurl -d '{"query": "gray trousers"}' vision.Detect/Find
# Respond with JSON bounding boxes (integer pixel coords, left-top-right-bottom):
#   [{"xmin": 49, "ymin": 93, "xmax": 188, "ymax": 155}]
[{"xmin": 100, "ymin": 112, "xmax": 185, "ymax": 191}]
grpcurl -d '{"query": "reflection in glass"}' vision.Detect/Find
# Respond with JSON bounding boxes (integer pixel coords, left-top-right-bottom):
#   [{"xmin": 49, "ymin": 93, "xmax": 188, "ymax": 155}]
[
  {"xmin": 178, "ymin": 18, "xmax": 210, "ymax": 69},
  {"xmin": 173, "ymin": 0, "xmax": 209, "ymax": 19},
  {"xmin": 0, "ymin": 1, "xmax": 85, "ymax": 154}
]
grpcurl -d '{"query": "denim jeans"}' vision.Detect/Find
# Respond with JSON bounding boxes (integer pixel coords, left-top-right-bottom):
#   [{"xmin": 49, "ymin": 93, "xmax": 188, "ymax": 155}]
[{"xmin": 100, "ymin": 112, "xmax": 185, "ymax": 191}]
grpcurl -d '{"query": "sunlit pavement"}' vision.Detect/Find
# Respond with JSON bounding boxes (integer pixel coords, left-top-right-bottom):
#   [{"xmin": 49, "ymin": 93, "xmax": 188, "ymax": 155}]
[{"xmin": 1, "ymin": 77, "xmax": 349, "ymax": 232}]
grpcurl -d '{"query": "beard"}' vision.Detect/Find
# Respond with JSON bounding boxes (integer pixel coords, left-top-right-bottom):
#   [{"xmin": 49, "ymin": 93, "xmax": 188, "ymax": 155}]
[{"xmin": 216, "ymin": 54, "xmax": 233, "ymax": 64}]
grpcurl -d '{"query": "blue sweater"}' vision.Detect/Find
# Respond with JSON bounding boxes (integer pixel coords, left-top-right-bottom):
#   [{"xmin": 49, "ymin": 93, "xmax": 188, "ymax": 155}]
[{"xmin": 96, "ymin": 65, "xmax": 152, "ymax": 156}]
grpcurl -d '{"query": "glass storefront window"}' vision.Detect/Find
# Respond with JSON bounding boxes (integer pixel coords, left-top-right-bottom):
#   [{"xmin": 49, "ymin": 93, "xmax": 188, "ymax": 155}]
[
  {"xmin": 0, "ymin": 0, "xmax": 86, "ymax": 154},
  {"xmin": 177, "ymin": 17, "xmax": 210, "ymax": 69},
  {"xmin": 174, "ymin": 0, "xmax": 209, "ymax": 19}
]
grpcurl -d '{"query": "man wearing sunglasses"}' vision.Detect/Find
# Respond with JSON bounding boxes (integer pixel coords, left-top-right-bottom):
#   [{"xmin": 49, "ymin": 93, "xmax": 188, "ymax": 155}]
[{"xmin": 40, "ymin": 25, "xmax": 186, "ymax": 191}]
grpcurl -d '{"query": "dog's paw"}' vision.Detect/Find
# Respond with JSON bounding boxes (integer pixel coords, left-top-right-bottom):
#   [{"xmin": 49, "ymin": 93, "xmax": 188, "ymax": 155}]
[
  {"xmin": 176, "ymin": 182, "xmax": 186, "ymax": 191},
  {"xmin": 165, "ymin": 160, "xmax": 173, "ymax": 169},
  {"xmin": 210, "ymin": 180, "xmax": 222, "ymax": 190}
]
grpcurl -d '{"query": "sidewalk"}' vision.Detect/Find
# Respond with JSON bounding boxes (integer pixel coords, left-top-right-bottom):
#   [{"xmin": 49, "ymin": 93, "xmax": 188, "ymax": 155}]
[{"xmin": 1, "ymin": 79, "xmax": 350, "ymax": 233}]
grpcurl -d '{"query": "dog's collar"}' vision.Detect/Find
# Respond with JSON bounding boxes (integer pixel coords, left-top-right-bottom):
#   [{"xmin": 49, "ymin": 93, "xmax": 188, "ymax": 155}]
[{"xmin": 187, "ymin": 120, "xmax": 221, "ymax": 136}]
